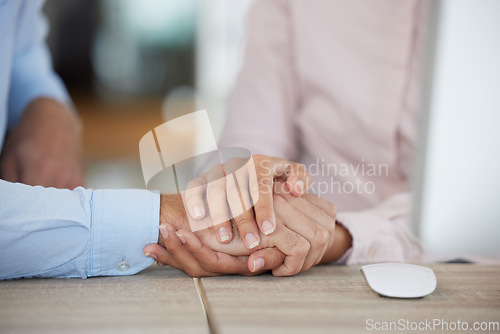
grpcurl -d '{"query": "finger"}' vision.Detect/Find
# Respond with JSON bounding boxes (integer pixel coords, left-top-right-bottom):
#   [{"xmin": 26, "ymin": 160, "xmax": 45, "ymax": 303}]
[
  {"xmin": 160, "ymin": 223, "xmax": 212, "ymax": 277},
  {"xmin": 276, "ymin": 185, "xmax": 336, "ymax": 232},
  {"xmin": 220, "ymin": 173, "xmax": 244, "ymax": 244},
  {"xmin": 275, "ymin": 185, "xmax": 333, "ymax": 268},
  {"xmin": 251, "ymin": 155, "xmax": 276, "ymax": 236},
  {"xmin": 205, "ymin": 173, "xmax": 235, "ymax": 244},
  {"xmin": 223, "ymin": 159, "xmax": 247, "ymax": 217},
  {"xmin": 273, "ymin": 194, "xmax": 329, "ymax": 271},
  {"xmin": 230, "ymin": 164, "xmax": 261, "ymax": 246},
  {"xmin": 232, "ymin": 158, "xmax": 253, "ymax": 212},
  {"xmin": 302, "ymin": 193, "xmax": 338, "ymax": 219},
  {"xmin": 184, "ymin": 174, "xmax": 207, "ymax": 220},
  {"xmin": 233, "ymin": 208, "xmax": 261, "ymax": 250},
  {"xmin": 254, "ymin": 155, "xmax": 309, "ymax": 193},
  {"xmin": 284, "ymin": 162, "xmax": 312, "ymax": 196},
  {"xmin": 206, "ymin": 175, "xmax": 231, "ymax": 225},
  {"xmin": 143, "ymin": 243, "xmax": 182, "ymax": 269},
  {"xmin": 247, "ymin": 247, "xmax": 286, "ymax": 273},
  {"xmin": 283, "ymin": 193, "xmax": 336, "ymax": 266},
  {"xmin": 261, "ymin": 215, "xmax": 310, "ymax": 277},
  {"xmin": 214, "ymin": 220, "xmax": 233, "ymax": 244},
  {"xmin": 179, "ymin": 228, "xmax": 253, "ymax": 275}
]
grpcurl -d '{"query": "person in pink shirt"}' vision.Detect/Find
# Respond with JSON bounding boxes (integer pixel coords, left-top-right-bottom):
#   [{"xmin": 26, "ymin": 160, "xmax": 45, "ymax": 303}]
[{"xmin": 145, "ymin": 0, "xmax": 424, "ymax": 275}]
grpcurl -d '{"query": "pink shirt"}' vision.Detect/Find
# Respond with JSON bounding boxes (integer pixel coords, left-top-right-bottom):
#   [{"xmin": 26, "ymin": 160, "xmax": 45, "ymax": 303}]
[{"xmin": 220, "ymin": 0, "xmax": 427, "ymax": 265}]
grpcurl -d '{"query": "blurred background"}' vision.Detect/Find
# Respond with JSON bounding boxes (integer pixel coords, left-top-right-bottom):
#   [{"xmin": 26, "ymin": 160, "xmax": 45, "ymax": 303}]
[
  {"xmin": 41, "ymin": 0, "xmax": 500, "ymax": 258},
  {"xmin": 43, "ymin": 0, "xmax": 253, "ymax": 189}
]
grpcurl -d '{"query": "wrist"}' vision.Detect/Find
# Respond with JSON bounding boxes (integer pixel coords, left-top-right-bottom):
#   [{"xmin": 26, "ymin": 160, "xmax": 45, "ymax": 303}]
[
  {"xmin": 320, "ymin": 222, "xmax": 352, "ymax": 264},
  {"xmin": 158, "ymin": 194, "xmax": 188, "ymax": 245}
]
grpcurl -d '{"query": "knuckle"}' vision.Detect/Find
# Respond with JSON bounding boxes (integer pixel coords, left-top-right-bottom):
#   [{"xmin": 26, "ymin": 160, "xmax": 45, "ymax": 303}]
[
  {"xmin": 234, "ymin": 217, "xmax": 254, "ymax": 230},
  {"xmin": 295, "ymin": 239, "xmax": 311, "ymax": 256},
  {"xmin": 270, "ymin": 252, "xmax": 285, "ymax": 267},
  {"xmin": 288, "ymin": 264, "xmax": 302, "ymax": 276},
  {"xmin": 315, "ymin": 226, "xmax": 330, "ymax": 246}
]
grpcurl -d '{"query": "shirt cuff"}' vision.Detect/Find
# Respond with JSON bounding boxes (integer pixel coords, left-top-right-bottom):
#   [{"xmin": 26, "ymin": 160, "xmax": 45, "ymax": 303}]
[
  {"xmin": 89, "ymin": 189, "xmax": 160, "ymax": 277},
  {"xmin": 335, "ymin": 210, "xmax": 379, "ymax": 266}
]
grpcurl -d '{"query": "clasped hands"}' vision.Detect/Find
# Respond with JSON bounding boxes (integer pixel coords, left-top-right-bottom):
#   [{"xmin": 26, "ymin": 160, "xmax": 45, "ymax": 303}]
[{"xmin": 144, "ymin": 155, "xmax": 352, "ymax": 277}]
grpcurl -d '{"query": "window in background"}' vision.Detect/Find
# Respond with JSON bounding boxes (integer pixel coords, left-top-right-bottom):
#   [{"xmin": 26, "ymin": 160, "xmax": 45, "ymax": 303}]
[{"xmin": 93, "ymin": 0, "xmax": 197, "ymax": 99}]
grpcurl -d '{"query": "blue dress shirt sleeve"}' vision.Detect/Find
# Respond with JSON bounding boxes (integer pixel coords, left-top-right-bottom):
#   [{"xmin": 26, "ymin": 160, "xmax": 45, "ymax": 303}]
[
  {"xmin": 0, "ymin": 180, "xmax": 160, "ymax": 279},
  {"xmin": 7, "ymin": 0, "xmax": 71, "ymax": 131}
]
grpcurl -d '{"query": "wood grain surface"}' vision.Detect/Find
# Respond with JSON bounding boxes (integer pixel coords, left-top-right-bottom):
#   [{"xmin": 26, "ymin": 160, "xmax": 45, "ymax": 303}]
[
  {"xmin": 200, "ymin": 264, "xmax": 500, "ymax": 334},
  {"xmin": 1, "ymin": 264, "xmax": 499, "ymax": 334},
  {"xmin": 0, "ymin": 265, "xmax": 208, "ymax": 334}
]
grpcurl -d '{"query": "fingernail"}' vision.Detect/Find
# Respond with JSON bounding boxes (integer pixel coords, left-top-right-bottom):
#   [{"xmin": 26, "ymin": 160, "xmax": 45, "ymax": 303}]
[
  {"xmin": 175, "ymin": 232, "xmax": 186, "ymax": 244},
  {"xmin": 143, "ymin": 252, "xmax": 157, "ymax": 260},
  {"xmin": 192, "ymin": 206, "xmax": 203, "ymax": 219},
  {"xmin": 157, "ymin": 262, "xmax": 165, "ymax": 267},
  {"xmin": 245, "ymin": 233, "xmax": 259, "ymax": 249},
  {"xmin": 253, "ymin": 258, "xmax": 265, "ymax": 272},
  {"xmin": 262, "ymin": 220, "xmax": 274, "ymax": 235},
  {"xmin": 296, "ymin": 180, "xmax": 304, "ymax": 194},
  {"xmin": 159, "ymin": 224, "xmax": 168, "ymax": 239},
  {"xmin": 218, "ymin": 226, "xmax": 230, "ymax": 242}
]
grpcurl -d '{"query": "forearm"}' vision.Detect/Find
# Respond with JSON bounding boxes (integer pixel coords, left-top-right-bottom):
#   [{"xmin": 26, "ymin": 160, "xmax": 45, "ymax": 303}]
[
  {"xmin": 319, "ymin": 223, "xmax": 352, "ymax": 264},
  {"xmin": 0, "ymin": 180, "xmax": 159, "ymax": 279}
]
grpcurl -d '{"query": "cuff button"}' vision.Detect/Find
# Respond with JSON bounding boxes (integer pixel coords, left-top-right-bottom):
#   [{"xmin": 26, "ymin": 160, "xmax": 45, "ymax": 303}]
[{"xmin": 117, "ymin": 261, "xmax": 130, "ymax": 272}]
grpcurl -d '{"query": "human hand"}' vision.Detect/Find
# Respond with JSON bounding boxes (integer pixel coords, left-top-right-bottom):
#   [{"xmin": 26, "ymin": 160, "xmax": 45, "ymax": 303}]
[
  {"xmin": 0, "ymin": 98, "xmax": 84, "ymax": 188},
  {"xmin": 183, "ymin": 154, "xmax": 312, "ymax": 250},
  {"xmin": 144, "ymin": 194, "xmax": 286, "ymax": 277},
  {"xmin": 144, "ymin": 187, "xmax": 351, "ymax": 277}
]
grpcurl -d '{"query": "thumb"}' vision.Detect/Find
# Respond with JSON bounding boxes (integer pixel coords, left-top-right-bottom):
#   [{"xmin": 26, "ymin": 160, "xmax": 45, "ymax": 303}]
[{"xmin": 247, "ymin": 247, "xmax": 286, "ymax": 273}]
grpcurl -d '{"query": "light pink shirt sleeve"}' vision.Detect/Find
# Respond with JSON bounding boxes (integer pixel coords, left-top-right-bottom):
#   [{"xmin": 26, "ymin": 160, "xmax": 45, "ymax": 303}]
[
  {"xmin": 219, "ymin": 0, "xmax": 299, "ymax": 160},
  {"xmin": 221, "ymin": 0, "xmax": 425, "ymax": 265},
  {"xmin": 336, "ymin": 193, "xmax": 422, "ymax": 265}
]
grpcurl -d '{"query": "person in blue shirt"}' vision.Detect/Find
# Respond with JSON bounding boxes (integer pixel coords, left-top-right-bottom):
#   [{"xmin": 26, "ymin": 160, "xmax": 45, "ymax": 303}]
[
  {"xmin": 0, "ymin": 0, "xmax": 164, "ymax": 279},
  {"xmin": 0, "ymin": 0, "xmax": 343, "ymax": 280}
]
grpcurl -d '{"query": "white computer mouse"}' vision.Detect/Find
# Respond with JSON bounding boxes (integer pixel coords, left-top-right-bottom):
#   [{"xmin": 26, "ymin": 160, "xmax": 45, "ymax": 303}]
[{"xmin": 361, "ymin": 263, "xmax": 437, "ymax": 298}]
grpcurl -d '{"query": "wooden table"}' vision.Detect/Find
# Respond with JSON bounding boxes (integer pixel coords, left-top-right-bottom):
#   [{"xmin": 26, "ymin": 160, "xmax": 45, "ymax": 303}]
[
  {"xmin": 202, "ymin": 264, "xmax": 500, "ymax": 334},
  {"xmin": 1, "ymin": 264, "xmax": 499, "ymax": 334},
  {"xmin": 0, "ymin": 266, "xmax": 208, "ymax": 334}
]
